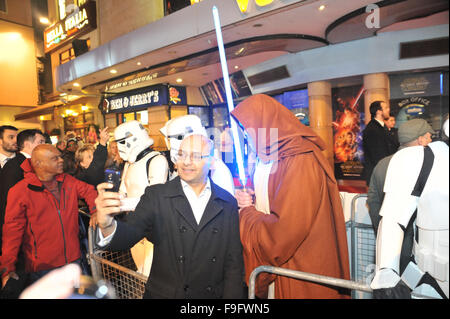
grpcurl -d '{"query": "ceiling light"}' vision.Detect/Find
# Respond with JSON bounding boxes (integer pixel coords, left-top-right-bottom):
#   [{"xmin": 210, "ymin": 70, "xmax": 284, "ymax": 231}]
[
  {"xmin": 73, "ymin": 82, "xmax": 80, "ymax": 87},
  {"xmin": 39, "ymin": 17, "xmax": 50, "ymax": 24},
  {"xmin": 6, "ymin": 32, "xmax": 21, "ymax": 41},
  {"xmin": 176, "ymin": 78, "xmax": 183, "ymax": 83},
  {"xmin": 318, "ymin": 5, "xmax": 326, "ymax": 11},
  {"xmin": 235, "ymin": 47, "xmax": 245, "ymax": 56},
  {"xmin": 137, "ymin": 62, "xmax": 142, "ymax": 66},
  {"xmin": 81, "ymin": 105, "xmax": 89, "ymax": 111},
  {"xmin": 234, "ymin": 65, "xmax": 239, "ymax": 69},
  {"xmin": 110, "ymin": 69, "xmax": 117, "ymax": 74}
]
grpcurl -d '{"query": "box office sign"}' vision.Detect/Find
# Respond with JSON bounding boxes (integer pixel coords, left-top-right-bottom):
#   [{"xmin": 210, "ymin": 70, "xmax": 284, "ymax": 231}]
[
  {"xmin": 44, "ymin": 1, "xmax": 97, "ymax": 53},
  {"xmin": 102, "ymin": 84, "xmax": 187, "ymax": 114}
]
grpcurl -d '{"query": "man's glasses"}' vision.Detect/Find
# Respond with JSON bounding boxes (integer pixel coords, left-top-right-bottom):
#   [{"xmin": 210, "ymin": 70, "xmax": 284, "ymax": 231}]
[{"xmin": 176, "ymin": 150, "xmax": 210, "ymax": 162}]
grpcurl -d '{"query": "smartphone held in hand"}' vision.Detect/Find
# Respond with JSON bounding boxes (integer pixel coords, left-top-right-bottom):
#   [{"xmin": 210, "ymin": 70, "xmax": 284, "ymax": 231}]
[{"xmin": 104, "ymin": 169, "xmax": 121, "ymax": 192}]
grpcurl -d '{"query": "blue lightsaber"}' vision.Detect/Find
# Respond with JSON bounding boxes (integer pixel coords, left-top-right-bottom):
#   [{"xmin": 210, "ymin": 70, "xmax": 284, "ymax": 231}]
[{"xmin": 212, "ymin": 6, "xmax": 247, "ymax": 188}]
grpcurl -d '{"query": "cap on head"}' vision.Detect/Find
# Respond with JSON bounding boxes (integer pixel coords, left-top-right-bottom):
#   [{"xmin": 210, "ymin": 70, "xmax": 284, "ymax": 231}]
[{"xmin": 398, "ymin": 118, "xmax": 435, "ymax": 145}]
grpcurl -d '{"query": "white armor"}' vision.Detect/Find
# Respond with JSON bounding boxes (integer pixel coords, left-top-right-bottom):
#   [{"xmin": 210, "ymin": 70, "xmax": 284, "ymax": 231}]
[
  {"xmin": 371, "ymin": 119, "xmax": 449, "ymax": 298},
  {"xmin": 160, "ymin": 115, "xmax": 235, "ymax": 195},
  {"xmin": 114, "ymin": 120, "xmax": 169, "ymax": 276}
]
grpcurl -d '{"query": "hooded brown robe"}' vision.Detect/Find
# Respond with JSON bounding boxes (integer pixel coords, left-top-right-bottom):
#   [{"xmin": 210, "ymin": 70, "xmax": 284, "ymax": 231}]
[{"xmin": 231, "ymin": 94, "xmax": 350, "ymax": 299}]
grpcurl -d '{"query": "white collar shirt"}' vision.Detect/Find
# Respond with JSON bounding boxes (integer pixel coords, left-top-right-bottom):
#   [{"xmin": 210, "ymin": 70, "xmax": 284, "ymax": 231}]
[
  {"xmin": 375, "ymin": 118, "xmax": 385, "ymax": 127},
  {"xmin": 20, "ymin": 151, "xmax": 31, "ymax": 159},
  {"xmin": 97, "ymin": 177, "xmax": 213, "ymax": 247},
  {"xmin": 0, "ymin": 152, "xmax": 16, "ymax": 168},
  {"xmin": 180, "ymin": 178, "xmax": 212, "ymax": 225}
]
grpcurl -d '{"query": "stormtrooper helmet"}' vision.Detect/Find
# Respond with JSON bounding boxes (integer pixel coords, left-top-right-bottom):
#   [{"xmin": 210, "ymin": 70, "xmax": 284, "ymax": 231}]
[
  {"xmin": 160, "ymin": 115, "xmax": 207, "ymax": 163},
  {"xmin": 114, "ymin": 120, "xmax": 153, "ymax": 163}
]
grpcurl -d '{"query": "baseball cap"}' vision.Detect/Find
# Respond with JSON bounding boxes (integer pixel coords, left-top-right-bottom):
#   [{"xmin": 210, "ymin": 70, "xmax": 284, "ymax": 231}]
[{"xmin": 398, "ymin": 119, "xmax": 435, "ymax": 145}]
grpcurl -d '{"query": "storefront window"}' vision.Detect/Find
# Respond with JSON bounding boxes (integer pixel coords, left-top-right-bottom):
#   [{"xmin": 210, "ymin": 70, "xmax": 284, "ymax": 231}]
[
  {"xmin": 0, "ymin": 0, "xmax": 7, "ymax": 14},
  {"xmin": 59, "ymin": 39, "xmax": 90, "ymax": 65},
  {"xmin": 188, "ymin": 106, "xmax": 209, "ymax": 128},
  {"xmin": 123, "ymin": 112, "xmax": 136, "ymax": 123},
  {"xmin": 212, "ymin": 105, "xmax": 229, "ymax": 129},
  {"xmin": 136, "ymin": 110, "xmax": 148, "ymax": 125},
  {"xmin": 165, "ymin": 0, "xmax": 191, "ymax": 15},
  {"xmin": 272, "ymin": 89, "xmax": 309, "ymax": 126}
]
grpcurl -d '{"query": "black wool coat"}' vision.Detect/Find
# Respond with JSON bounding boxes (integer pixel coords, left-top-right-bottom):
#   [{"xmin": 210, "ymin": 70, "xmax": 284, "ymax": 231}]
[
  {"xmin": 362, "ymin": 119, "xmax": 394, "ymax": 185},
  {"xmin": 102, "ymin": 176, "xmax": 245, "ymax": 299}
]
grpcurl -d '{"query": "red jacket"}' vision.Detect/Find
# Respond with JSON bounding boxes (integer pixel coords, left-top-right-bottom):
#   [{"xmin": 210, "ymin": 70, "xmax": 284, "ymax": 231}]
[{"xmin": 1, "ymin": 159, "xmax": 97, "ymax": 276}]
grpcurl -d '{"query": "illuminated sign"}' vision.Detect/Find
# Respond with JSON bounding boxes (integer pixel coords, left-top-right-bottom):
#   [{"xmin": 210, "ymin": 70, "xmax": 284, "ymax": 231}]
[
  {"xmin": 44, "ymin": 1, "xmax": 96, "ymax": 53},
  {"xmin": 235, "ymin": 0, "xmax": 274, "ymax": 13},
  {"xmin": 102, "ymin": 84, "xmax": 187, "ymax": 114}
]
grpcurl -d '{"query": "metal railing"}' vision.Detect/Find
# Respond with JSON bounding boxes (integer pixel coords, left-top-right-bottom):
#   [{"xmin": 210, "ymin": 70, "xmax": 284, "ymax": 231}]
[
  {"xmin": 87, "ymin": 225, "xmax": 148, "ymax": 299},
  {"xmin": 248, "ymin": 265, "xmax": 372, "ymax": 299},
  {"xmin": 348, "ymin": 193, "xmax": 375, "ymax": 298}
]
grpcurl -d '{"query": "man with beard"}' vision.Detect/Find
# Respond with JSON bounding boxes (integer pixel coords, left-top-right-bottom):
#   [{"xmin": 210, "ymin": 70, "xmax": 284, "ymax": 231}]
[
  {"xmin": 0, "ymin": 126, "xmax": 18, "ymax": 171},
  {"xmin": 362, "ymin": 101, "xmax": 395, "ymax": 186}
]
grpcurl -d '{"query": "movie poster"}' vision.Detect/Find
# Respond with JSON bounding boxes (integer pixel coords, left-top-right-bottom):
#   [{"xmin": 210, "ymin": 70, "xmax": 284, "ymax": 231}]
[{"xmin": 332, "ymin": 85, "xmax": 365, "ymax": 180}]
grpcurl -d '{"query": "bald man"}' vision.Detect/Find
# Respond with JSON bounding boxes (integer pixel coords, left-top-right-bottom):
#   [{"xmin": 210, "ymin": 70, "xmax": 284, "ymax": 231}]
[
  {"xmin": 1, "ymin": 144, "xmax": 98, "ymax": 294},
  {"xmin": 95, "ymin": 134, "xmax": 245, "ymax": 299}
]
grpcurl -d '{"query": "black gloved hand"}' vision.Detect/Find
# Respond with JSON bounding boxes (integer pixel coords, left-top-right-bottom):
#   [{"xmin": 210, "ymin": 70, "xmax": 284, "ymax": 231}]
[{"xmin": 373, "ymin": 280, "xmax": 411, "ymax": 299}]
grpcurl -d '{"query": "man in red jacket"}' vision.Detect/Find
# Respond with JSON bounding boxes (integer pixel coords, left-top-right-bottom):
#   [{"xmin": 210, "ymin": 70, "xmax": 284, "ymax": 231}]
[{"xmin": 1, "ymin": 144, "xmax": 98, "ymax": 290}]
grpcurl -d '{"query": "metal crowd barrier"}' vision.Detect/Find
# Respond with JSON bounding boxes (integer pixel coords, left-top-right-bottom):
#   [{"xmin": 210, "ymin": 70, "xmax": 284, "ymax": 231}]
[
  {"xmin": 87, "ymin": 226, "xmax": 148, "ymax": 299},
  {"xmin": 248, "ymin": 194, "xmax": 439, "ymax": 299},
  {"xmin": 348, "ymin": 193, "xmax": 376, "ymax": 298},
  {"xmin": 247, "ymin": 193, "xmax": 376, "ymax": 299},
  {"xmin": 84, "ymin": 195, "xmax": 440, "ymax": 299},
  {"xmin": 248, "ymin": 265, "xmax": 372, "ymax": 299},
  {"xmin": 248, "ymin": 193, "xmax": 375, "ymax": 299}
]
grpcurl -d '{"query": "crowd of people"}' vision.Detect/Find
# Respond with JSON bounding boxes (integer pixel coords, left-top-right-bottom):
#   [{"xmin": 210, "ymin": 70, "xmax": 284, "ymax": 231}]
[
  {"xmin": 0, "ymin": 125, "xmax": 122, "ymax": 298},
  {"xmin": 0, "ymin": 95, "xmax": 448, "ymax": 299}
]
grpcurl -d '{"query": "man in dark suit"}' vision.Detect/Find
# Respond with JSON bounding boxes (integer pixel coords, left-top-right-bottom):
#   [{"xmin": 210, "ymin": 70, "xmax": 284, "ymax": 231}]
[
  {"xmin": 362, "ymin": 101, "xmax": 395, "ymax": 186},
  {"xmin": 384, "ymin": 114, "xmax": 400, "ymax": 154},
  {"xmin": 95, "ymin": 134, "xmax": 245, "ymax": 299}
]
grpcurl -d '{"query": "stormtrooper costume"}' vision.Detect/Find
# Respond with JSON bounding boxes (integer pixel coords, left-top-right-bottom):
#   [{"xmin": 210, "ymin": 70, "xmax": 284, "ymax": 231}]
[
  {"xmin": 159, "ymin": 114, "xmax": 235, "ymax": 195},
  {"xmin": 371, "ymin": 118, "xmax": 449, "ymax": 299},
  {"xmin": 114, "ymin": 120, "xmax": 169, "ymax": 276}
]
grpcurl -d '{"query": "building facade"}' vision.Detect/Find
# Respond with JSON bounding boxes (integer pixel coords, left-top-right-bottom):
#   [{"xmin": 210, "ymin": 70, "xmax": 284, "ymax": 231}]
[{"xmin": 2, "ymin": 0, "xmax": 448, "ymax": 186}]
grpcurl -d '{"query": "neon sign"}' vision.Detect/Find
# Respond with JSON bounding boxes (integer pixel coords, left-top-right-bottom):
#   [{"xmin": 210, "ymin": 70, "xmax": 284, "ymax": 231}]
[
  {"xmin": 235, "ymin": 0, "xmax": 274, "ymax": 13},
  {"xmin": 44, "ymin": 1, "xmax": 96, "ymax": 53}
]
